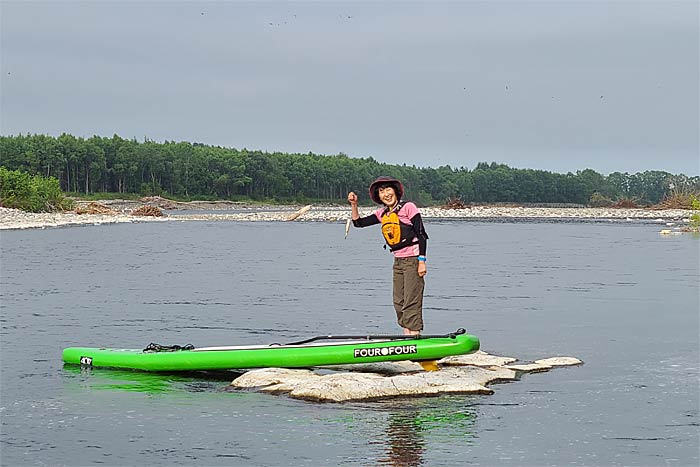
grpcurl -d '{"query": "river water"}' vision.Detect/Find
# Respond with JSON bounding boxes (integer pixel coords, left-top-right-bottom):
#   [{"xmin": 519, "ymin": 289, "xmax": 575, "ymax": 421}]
[{"xmin": 1, "ymin": 219, "xmax": 698, "ymax": 466}]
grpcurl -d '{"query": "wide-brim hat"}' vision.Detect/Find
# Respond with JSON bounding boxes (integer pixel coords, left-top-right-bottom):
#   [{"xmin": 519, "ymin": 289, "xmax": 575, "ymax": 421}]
[{"xmin": 369, "ymin": 176, "xmax": 404, "ymax": 204}]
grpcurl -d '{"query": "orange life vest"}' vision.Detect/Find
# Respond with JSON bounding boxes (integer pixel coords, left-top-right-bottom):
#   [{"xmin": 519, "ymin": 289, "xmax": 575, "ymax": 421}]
[{"xmin": 380, "ymin": 202, "xmax": 418, "ymax": 251}]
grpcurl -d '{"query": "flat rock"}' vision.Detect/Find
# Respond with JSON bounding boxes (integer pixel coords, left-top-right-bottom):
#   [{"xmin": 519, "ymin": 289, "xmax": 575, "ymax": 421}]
[
  {"xmin": 231, "ymin": 365, "xmax": 516, "ymax": 402},
  {"xmin": 317, "ymin": 361, "xmax": 425, "ymax": 374},
  {"xmin": 231, "ymin": 367, "xmax": 316, "ymax": 392},
  {"xmin": 534, "ymin": 357, "xmax": 583, "ymax": 366},
  {"xmin": 230, "ymin": 352, "xmax": 580, "ymax": 402},
  {"xmin": 505, "ymin": 363, "xmax": 553, "ymax": 372},
  {"xmin": 440, "ymin": 350, "xmax": 517, "ymax": 367}
]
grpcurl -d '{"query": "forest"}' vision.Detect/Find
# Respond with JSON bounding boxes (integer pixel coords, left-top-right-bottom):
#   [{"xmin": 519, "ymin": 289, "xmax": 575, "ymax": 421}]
[{"xmin": 1, "ymin": 133, "xmax": 697, "ymax": 206}]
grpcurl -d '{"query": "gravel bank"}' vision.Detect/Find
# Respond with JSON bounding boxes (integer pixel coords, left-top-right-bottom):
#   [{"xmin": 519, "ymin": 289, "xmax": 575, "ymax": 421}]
[
  {"xmin": 0, "ymin": 205, "xmax": 692, "ymax": 230},
  {"xmin": 0, "ymin": 207, "xmax": 169, "ymax": 230}
]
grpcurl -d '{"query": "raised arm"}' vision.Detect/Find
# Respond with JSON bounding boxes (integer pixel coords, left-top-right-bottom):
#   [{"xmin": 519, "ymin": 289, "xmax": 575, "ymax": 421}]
[
  {"xmin": 347, "ymin": 192, "xmax": 360, "ymax": 220},
  {"xmin": 348, "ymin": 192, "xmax": 380, "ymax": 227}
]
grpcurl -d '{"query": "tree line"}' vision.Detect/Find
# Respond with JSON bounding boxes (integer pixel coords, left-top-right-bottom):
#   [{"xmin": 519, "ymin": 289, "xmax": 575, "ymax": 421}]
[{"xmin": 1, "ymin": 133, "xmax": 697, "ymax": 206}]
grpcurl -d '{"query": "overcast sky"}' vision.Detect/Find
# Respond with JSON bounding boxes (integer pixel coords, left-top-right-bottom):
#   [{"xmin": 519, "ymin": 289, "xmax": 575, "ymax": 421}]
[{"xmin": 1, "ymin": 1, "xmax": 698, "ymax": 175}]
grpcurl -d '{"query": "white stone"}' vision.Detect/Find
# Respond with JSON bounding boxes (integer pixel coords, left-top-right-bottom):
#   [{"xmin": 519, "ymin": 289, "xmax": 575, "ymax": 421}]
[
  {"xmin": 289, "ymin": 373, "xmax": 421, "ymax": 401},
  {"xmin": 232, "ymin": 367, "xmax": 317, "ymax": 390},
  {"xmin": 317, "ymin": 361, "xmax": 425, "ymax": 374},
  {"xmin": 440, "ymin": 350, "xmax": 517, "ymax": 367},
  {"xmin": 230, "ymin": 361, "xmax": 522, "ymax": 402},
  {"xmin": 533, "ymin": 357, "xmax": 583, "ymax": 366},
  {"xmin": 506, "ymin": 363, "xmax": 553, "ymax": 372}
]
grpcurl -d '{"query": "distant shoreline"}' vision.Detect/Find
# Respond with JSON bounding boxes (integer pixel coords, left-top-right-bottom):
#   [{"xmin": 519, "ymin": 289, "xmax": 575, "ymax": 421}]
[{"xmin": 0, "ymin": 202, "xmax": 693, "ymax": 231}]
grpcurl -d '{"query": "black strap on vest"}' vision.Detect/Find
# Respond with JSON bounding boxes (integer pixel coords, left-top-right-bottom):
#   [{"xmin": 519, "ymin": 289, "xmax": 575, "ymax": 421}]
[{"xmin": 382, "ymin": 201, "xmax": 419, "ymax": 251}]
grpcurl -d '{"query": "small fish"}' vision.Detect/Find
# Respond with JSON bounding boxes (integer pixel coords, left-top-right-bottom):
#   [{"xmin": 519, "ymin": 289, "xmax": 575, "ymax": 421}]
[{"xmin": 345, "ymin": 218, "xmax": 351, "ymax": 239}]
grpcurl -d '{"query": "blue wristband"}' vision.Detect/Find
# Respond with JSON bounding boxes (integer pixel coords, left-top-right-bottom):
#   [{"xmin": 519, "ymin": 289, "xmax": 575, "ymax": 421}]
[{"xmin": 417, "ymin": 256, "xmax": 426, "ymax": 262}]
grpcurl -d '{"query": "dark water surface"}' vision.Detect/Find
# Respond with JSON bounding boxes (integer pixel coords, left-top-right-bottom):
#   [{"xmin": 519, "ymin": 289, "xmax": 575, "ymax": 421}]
[{"xmin": 1, "ymin": 220, "xmax": 698, "ymax": 466}]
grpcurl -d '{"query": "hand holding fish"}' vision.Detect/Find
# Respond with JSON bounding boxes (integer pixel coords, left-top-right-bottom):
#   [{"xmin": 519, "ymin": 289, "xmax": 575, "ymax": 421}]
[{"xmin": 347, "ymin": 191, "xmax": 360, "ymax": 223}]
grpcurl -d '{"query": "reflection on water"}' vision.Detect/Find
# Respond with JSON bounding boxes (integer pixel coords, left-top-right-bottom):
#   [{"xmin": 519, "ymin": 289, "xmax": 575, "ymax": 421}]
[
  {"xmin": 379, "ymin": 410, "xmax": 426, "ymax": 467},
  {"xmin": 370, "ymin": 400, "xmax": 477, "ymax": 467},
  {"xmin": 62, "ymin": 365, "xmax": 241, "ymax": 394}
]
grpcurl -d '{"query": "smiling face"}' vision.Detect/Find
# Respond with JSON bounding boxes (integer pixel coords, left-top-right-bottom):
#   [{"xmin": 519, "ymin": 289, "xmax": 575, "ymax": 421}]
[{"xmin": 378, "ymin": 185, "xmax": 398, "ymax": 207}]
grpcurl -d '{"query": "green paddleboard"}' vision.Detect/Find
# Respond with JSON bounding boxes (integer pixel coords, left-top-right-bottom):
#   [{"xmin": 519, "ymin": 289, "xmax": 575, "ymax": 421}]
[{"xmin": 62, "ymin": 331, "xmax": 480, "ymax": 371}]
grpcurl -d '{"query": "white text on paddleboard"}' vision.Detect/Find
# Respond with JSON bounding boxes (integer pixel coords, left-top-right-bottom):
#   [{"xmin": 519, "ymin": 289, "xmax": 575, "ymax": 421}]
[{"xmin": 353, "ymin": 345, "xmax": 417, "ymax": 358}]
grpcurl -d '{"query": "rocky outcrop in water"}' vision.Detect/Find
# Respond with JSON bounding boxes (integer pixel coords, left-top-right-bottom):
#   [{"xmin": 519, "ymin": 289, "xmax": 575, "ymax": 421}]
[{"xmin": 229, "ymin": 351, "xmax": 583, "ymax": 402}]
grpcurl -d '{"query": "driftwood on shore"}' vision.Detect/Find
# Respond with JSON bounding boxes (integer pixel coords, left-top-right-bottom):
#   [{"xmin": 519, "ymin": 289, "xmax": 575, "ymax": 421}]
[
  {"xmin": 286, "ymin": 204, "xmax": 312, "ymax": 221},
  {"xmin": 130, "ymin": 205, "xmax": 164, "ymax": 217},
  {"xmin": 74, "ymin": 202, "xmax": 117, "ymax": 215}
]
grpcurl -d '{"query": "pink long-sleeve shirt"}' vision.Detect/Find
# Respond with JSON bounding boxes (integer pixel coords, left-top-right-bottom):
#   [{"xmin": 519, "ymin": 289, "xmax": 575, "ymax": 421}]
[{"xmin": 373, "ymin": 202, "xmax": 421, "ymax": 258}]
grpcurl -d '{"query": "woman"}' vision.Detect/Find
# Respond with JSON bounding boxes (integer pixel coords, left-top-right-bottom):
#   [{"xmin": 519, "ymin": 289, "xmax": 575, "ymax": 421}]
[{"xmin": 347, "ymin": 176, "xmax": 429, "ymax": 335}]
